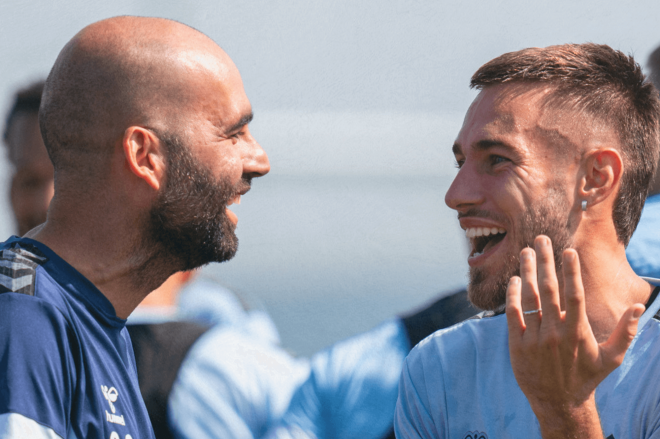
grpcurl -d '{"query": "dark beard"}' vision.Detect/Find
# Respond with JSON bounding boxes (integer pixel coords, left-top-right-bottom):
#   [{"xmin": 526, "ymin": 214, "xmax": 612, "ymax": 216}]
[
  {"xmin": 467, "ymin": 189, "xmax": 574, "ymax": 311},
  {"xmin": 147, "ymin": 132, "xmax": 245, "ymax": 272}
]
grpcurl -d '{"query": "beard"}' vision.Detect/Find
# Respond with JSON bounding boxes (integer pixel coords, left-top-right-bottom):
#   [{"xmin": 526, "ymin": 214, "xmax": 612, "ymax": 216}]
[
  {"xmin": 467, "ymin": 188, "xmax": 574, "ymax": 311},
  {"xmin": 146, "ymin": 132, "xmax": 246, "ymax": 272}
]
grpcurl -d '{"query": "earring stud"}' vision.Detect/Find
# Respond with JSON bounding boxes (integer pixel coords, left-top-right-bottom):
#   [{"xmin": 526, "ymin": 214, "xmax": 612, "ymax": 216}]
[{"xmin": 582, "ymin": 200, "xmax": 587, "ymax": 211}]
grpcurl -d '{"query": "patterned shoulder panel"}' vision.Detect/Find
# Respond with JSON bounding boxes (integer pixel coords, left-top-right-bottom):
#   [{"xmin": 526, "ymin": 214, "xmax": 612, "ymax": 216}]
[{"xmin": 0, "ymin": 242, "xmax": 49, "ymax": 296}]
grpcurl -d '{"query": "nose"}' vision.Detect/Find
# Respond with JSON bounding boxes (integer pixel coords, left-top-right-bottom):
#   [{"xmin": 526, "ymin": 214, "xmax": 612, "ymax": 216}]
[
  {"xmin": 444, "ymin": 162, "xmax": 484, "ymax": 211},
  {"xmin": 242, "ymin": 134, "xmax": 270, "ymax": 178}
]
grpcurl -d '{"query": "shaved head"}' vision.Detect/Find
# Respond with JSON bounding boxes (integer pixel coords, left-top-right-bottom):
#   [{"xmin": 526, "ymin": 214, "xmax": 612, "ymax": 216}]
[
  {"xmin": 28, "ymin": 15, "xmax": 268, "ymax": 316},
  {"xmin": 40, "ymin": 16, "xmax": 237, "ymax": 182}
]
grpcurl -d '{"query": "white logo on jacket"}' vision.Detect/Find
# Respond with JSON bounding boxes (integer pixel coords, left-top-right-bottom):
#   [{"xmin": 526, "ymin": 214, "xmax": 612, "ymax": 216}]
[{"xmin": 101, "ymin": 385, "xmax": 119, "ymax": 413}]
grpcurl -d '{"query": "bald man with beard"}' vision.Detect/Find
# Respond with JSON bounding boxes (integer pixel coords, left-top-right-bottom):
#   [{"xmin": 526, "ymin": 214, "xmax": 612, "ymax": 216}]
[{"xmin": 0, "ymin": 16, "xmax": 269, "ymax": 439}]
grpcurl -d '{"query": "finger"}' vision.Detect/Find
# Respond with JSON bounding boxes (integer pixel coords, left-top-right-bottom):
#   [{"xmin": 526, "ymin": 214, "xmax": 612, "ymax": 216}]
[
  {"xmin": 519, "ymin": 248, "xmax": 542, "ymax": 331},
  {"xmin": 563, "ymin": 249, "xmax": 586, "ymax": 332},
  {"xmin": 601, "ymin": 304, "xmax": 645, "ymax": 370},
  {"xmin": 535, "ymin": 236, "xmax": 562, "ymax": 324},
  {"xmin": 506, "ymin": 276, "xmax": 525, "ymax": 339}
]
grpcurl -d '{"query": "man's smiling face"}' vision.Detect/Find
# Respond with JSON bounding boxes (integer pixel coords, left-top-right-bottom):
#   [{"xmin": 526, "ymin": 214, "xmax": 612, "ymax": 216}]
[
  {"xmin": 445, "ymin": 83, "xmax": 582, "ymax": 310},
  {"xmin": 145, "ymin": 40, "xmax": 270, "ymax": 271}
]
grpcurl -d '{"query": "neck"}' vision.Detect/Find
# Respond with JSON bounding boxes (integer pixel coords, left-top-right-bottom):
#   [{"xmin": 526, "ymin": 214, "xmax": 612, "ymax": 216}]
[
  {"xmin": 571, "ymin": 231, "xmax": 653, "ymax": 342},
  {"xmin": 28, "ymin": 198, "xmax": 177, "ymax": 319}
]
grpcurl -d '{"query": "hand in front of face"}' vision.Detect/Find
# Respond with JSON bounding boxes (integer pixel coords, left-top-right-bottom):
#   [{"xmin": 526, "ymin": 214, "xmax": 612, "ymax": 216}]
[{"xmin": 505, "ymin": 235, "xmax": 645, "ymax": 438}]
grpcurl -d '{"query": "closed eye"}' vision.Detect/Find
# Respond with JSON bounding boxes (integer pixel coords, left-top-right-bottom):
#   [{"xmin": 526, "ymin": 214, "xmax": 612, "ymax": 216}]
[{"xmin": 226, "ymin": 129, "xmax": 245, "ymax": 142}]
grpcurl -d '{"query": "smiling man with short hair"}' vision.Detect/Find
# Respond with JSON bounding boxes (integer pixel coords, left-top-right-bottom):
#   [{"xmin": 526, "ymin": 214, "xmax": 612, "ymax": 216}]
[{"xmin": 395, "ymin": 44, "xmax": 660, "ymax": 438}]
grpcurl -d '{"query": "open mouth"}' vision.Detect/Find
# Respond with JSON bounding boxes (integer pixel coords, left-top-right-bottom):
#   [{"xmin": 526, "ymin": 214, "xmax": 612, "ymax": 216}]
[
  {"xmin": 465, "ymin": 227, "xmax": 507, "ymax": 258},
  {"xmin": 225, "ymin": 195, "xmax": 242, "ymax": 224},
  {"xmin": 227, "ymin": 195, "xmax": 241, "ymax": 207}
]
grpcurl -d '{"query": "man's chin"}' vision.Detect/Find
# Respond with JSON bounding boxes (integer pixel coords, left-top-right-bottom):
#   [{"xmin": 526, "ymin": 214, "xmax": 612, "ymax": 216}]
[
  {"xmin": 467, "ymin": 266, "xmax": 509, "ymax": 311},
  {"xmin": 190, "ymin": 230, "xmax": 238, "ymax": 269}
]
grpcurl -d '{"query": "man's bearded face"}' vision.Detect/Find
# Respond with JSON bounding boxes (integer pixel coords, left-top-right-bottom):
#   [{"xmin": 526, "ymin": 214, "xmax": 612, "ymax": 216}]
[
  {"xmin": 467, "ymin": 189, "xmax": 573, "ymax": 311},
  {"xmin": 148, "ymin": 133, "xmax": 247, "ymax": 271}
]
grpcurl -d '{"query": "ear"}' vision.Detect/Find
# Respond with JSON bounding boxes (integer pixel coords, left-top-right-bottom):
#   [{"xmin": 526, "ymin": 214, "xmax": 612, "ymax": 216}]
[
  {"xmin": 122, "ymin": 126, "xmax": 166, "ymax": 191},
  {"xmin": 579, "ymin": 148, "xmax": 623, "ymax": 208}
]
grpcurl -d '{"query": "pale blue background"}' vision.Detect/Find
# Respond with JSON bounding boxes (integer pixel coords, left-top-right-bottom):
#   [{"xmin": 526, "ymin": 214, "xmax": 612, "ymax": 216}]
[{"xmin": 1, "ymin": 0, "xmax": 659, "ymax": 355}]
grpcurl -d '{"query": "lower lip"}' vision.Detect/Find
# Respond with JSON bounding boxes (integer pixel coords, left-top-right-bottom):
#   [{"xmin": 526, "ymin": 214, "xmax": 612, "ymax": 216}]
[
  {"xmin": 467, "ymin": 234, "xmax": 507, "ymax": 267},
  {"xmin": 226, "ymin": 208, "xmax": 238, "ymax": 225}
]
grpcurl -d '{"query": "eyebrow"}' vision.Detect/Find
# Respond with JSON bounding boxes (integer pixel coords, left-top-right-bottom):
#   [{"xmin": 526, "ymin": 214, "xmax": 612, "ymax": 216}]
[
  {"xmin": 224, "ymin": 112, "xmax": 254, "ymax": 135},
  {"xmin": 473, "ymin": 139, "xmax": 515, "ymax": 152},
  {"xmin": 452, "ymin": 139, "xmax": 516, "ymax": 155}
]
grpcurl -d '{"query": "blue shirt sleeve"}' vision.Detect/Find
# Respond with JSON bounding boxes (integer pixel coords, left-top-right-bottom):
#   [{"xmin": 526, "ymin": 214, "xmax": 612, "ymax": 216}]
[
  {"xmin": 0, "ymin": 293, "xmax": 76, "ymax": 439},
  {"xmin": 168, "ymin": 326, "xmax": 309, "ymax": 439},
  {"xmin": 271, "ymin": 318, "xmax": 410, "ymax": 439}
]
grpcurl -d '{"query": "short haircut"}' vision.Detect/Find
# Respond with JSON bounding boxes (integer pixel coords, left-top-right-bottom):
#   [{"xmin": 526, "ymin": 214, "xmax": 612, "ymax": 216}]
[
  {"xmin": 3, "ymin": 81, "xmax": 45, "ymax": 164},
  {"xmin": 471, "ymin": 43, "xmax": 660, "ymax": 246}
]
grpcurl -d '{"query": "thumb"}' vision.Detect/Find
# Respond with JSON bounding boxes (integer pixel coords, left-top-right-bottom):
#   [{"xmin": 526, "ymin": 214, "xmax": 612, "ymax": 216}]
[{"xmin": 601, "ymin": 304, "xmax": 644, "ymax": 369}]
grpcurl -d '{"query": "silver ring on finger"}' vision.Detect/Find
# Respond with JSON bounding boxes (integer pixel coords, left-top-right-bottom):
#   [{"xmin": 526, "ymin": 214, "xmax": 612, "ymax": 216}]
[{"xmin": 523, "ymin": 308, "xmax": 542, "ymax": 315}]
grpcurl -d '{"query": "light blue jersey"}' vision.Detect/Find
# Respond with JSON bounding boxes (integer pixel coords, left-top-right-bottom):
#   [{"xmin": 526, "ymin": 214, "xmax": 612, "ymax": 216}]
[{"xmin": 395, "ymin": 283, "xmax": 660, "ymax": 439}]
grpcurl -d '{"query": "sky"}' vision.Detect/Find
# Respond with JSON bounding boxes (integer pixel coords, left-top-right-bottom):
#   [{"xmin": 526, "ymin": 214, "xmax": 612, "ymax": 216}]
[{"xmin": 1, "ymin": 0, "xmax": 660, "ymax": 354}]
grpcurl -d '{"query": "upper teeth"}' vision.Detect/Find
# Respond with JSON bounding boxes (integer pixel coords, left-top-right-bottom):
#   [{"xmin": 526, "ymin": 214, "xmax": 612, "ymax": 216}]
[
  {"xmin": 228, "ymin": 195, "xmax": 241, "ymax": 206},
  {"xmin": 465, "ymin": 227, "xmax": 506, "ymax": 238}
]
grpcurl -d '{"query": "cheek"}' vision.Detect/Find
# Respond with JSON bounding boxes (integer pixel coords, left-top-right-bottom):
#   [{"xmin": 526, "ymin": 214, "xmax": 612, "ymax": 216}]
[{"xmin": 210, "ymin": 154, "xmax": 243, "ymax": 184}]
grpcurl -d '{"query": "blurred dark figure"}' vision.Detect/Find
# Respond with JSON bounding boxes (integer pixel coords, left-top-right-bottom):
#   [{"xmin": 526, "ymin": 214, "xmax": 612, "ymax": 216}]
[
  {"xmin": 3, "ymin": 81, "xmax": 53, "ymax": 236},
  {"xmin": 626, "ymin": 46, "xmax": 660, "ymax": 279}
]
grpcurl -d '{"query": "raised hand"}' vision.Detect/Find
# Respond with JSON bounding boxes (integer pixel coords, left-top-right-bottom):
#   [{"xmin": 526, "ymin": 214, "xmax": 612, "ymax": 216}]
[{"xmin": 505, "ymin": 235, "xmax": 644, "ymax": 438}]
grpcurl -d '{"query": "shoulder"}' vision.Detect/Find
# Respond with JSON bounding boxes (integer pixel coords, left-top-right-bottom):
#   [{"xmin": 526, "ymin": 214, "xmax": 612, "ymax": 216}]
[
  {"xmin": 0, "ymin": 292, "xmax": 75, "ymax": 372},
  {"xmin": 402, "ymin": 312, "xmax": 508, "ymax": 393},
  {"xmin": 396, "ymin": 313, "xmax": 509, "ymax": 438},
  {"xmin": 412, "ymin": 311, "xmax": 506, "ymax": 360},
  {"xmin": 0, "ymin": 292, "xmax": 71, "ymax": 339}
]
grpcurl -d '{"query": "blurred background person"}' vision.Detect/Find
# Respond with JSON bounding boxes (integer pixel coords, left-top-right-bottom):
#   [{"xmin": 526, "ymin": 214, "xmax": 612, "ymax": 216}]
[
  {"xmin": 626, "ymin": 46, "xmax": 660, "ymax": 279},
  {"xmin": 264, "ymin": 290, "xmax": 475, "ymax": 439},
  {"xmin": 3, "ymin": 81, "xmax": 53, "ymax": 236}
]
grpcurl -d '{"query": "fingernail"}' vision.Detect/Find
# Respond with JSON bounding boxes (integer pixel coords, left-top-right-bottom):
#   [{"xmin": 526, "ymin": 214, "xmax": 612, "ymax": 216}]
[
  {"xmin": 510, "ymin": 277, "xmax": 520, "ymax": 285},
  {"xmin": 538, "ymin": 236, "xmax": 549, "ymax": 247},
  {"xmin": 564, "ymin": 251, "xmax": 575, "ymax": 262},
  {"xmin": 633, "ymin": 307, "xmax": 644, "ymax": 319}
]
